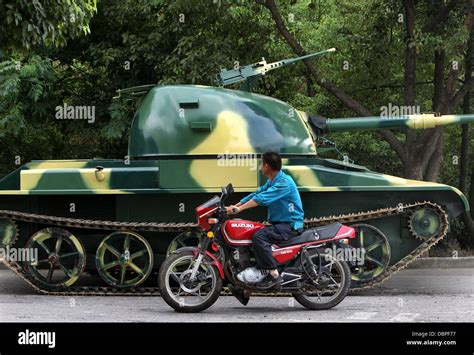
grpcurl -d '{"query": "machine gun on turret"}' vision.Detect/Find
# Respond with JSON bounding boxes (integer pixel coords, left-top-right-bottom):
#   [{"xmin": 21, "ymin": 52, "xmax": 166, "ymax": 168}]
[{"xmin": 217, "ymin": 47, "xmax": 336, "ymax": 91}]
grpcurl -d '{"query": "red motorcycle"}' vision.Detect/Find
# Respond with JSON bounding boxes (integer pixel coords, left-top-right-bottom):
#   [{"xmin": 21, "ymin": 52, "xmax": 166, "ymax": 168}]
[{"xmin": 159, "ymin": 184, "xmax": 356, "ymax": 313}]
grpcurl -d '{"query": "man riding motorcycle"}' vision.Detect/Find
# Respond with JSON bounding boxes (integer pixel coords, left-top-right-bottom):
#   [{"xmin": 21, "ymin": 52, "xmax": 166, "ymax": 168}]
[{"xmin": 226, "ymin": 151, "xmax": 304, "ymax": 304}]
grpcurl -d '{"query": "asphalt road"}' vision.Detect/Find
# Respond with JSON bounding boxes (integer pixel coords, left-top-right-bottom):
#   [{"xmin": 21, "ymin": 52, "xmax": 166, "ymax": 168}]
[{"xmin": 0, "ymin": 268, "xmax": 472, "ymax": 322}]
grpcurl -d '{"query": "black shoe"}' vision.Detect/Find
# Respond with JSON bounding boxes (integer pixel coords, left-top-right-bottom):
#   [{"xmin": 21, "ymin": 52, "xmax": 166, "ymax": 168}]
[
  {"xmin": 228, "ymin": 284, "xmax": 250, "ymax": 306},
  {"xmin": 256, "ymin": 273, "xmax": 283, "ymax": 289}
]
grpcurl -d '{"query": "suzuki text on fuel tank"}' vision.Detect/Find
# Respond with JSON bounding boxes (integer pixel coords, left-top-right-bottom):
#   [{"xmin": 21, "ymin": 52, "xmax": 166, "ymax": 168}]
[{"xmin": 158, "ymin": 184, "xmax": 356, "ymax": 313}]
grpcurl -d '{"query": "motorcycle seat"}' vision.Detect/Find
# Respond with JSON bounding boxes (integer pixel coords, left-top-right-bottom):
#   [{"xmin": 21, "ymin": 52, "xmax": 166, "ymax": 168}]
[{"xmin": 276, "ymin": 223, "xmax": 343, "ymax": 247}]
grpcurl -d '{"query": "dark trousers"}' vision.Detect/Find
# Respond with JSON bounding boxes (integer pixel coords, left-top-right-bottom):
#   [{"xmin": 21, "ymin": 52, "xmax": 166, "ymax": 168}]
[{"xmin": 251, "ymin": 223, "xmax": 300, "ymax": 270}]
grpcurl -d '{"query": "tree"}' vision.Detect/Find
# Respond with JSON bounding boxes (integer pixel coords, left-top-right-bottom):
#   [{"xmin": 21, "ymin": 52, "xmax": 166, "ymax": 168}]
[
  {"xmin": 460, "ymin": 27, "xmax": 474, "ymax": 240},
  {"xmin": 256, "ymin": 0, "xmax": 474, "ymax": 181},
  {"xmin": 0, "ymin": 0, "xmax": 97, "ymax": 50}
]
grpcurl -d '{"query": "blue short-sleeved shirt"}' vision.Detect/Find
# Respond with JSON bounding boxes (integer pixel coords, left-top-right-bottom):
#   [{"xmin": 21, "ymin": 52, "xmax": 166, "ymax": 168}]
[{"xmin": 240, "ymin": 170, "xmax": 304, "ymax": 230}]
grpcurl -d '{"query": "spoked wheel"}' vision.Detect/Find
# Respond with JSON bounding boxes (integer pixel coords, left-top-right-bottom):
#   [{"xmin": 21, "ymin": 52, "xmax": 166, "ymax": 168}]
[
  {"xmin": 96, "ymin": 231, "xmax": 153, "ymax": 288},
  {"xmin": 293, "ymin": 250, "xmax": 351, "ymax": 310},
  {"xmin": 166, "ymin": 232, "xmax": 203, "ymax": 256},
  {"xmin": 24, "ymin": 228, "xmax": 86, "ymax": 291},
  {"xmin": 349, "ymin": 223, "xmax": 391, "ymax": 285},
  {"xmin": 158, "ymin": 251, "xmax": 223, "ymax": 313}
]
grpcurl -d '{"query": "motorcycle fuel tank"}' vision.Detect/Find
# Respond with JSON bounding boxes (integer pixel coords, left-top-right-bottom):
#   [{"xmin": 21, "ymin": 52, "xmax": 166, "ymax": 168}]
[{"xmin": 222, "ymin": 220, "xmax": 265, "ymax": 246}]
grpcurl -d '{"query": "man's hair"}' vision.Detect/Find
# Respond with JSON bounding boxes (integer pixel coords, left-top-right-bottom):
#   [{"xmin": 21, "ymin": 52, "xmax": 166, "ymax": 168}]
[{"xmin": 262, "ymin": 151, "xmax": 282, "ymax": 171}]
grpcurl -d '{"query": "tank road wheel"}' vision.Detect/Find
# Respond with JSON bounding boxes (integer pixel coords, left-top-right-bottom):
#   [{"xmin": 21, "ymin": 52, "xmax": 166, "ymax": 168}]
[
  {"xmin": 166, "ymin": 232, "xmax": 203, "ymax": 257},
  {"xmin": 349, "ymin": 223, "xmax": 391, "ymax": 285},
  {"xmin": 0, "ymin": 218, "xmax": 18, "ymax": 248},
  {"xmin": 96, "ymin": 231, "xmax": 153, "ymax": 288},
  {"xmin": 408, "ymin": 207, "xmax": 442, "ymax": 240},
  {"xmin": 24, "ymin": 228, "xmax": 86, "ymax": 291}
]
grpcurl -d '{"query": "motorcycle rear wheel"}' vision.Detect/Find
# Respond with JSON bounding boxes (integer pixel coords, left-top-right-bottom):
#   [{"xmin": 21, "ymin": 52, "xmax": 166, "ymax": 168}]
[{"xmin": 293, "ymin": 251, "xmax": 351, "ymax": 310}]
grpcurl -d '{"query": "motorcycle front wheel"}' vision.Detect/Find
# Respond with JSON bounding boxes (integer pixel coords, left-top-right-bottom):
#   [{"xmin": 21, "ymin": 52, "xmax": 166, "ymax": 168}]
[
  {"xmin": 158, "ymin": 250, "xmax": 223, "ymax": 313},
  {"xmin": 293, "ymin": 250, "xmax": 351, "ymax": 310}
]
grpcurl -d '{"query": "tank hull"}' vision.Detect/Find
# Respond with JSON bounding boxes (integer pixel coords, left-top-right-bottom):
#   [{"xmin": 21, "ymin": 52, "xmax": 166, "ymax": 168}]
[{"xmin": 0, "ymin": 157, "xmax": 466, "ymax": 273}]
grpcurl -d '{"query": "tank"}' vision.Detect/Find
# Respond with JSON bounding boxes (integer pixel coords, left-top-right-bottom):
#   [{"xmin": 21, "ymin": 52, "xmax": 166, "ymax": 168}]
[{"xmin": 0, "ymin": 51, "xmax": 472, "ymax": 295}]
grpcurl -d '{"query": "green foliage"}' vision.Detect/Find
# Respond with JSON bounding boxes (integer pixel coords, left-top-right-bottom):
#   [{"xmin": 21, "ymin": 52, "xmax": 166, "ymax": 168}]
[
  {"xmin": 0, "ymin": 0, "xmax": 97, "ymax": 50},
  {"xmin": 0, "ymin": 54, "xmax": 54, "ymax": 137},
  {"xmin": 103, "ymin": 99, "xmax": 136, "ymax": 140}
]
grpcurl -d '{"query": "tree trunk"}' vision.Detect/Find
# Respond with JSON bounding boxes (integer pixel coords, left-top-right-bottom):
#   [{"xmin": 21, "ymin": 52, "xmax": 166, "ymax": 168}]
[
  {"xmin": 461, "ymin": 212, "xmax": 474, "ymax": 248},
  {"xmin": 306, "ymin": 69, "xmax": 315, "ymax": 97},
  {"xmin": 403, "ymin": 0, "xmax": 418, "ymax": 153},
  {"xmin": 403, "ymin": 156, "xmax": 424, "ymax": 180},
  {"xmin": 461, "ymin": 26, "xmax": 473, "ymax": 240},
  {"xmin": 460, "ymin": 124, "xmax": 470, "ymax": 192},
  {"xmin": 460, "ymin": 27, "xmax": 473, "ymax": 194},
  {"xmin": 467, "ymin": 168, "xmax": 474, "ymax": 248},
  {"xmin": 403, "ymin": 0, "xmax": 416, "ymax": 107},
  {"xmin": 425, "ymin": 132, "xmax": 444, "ymax": 182},
  {"xmin": 432, "ymin": 49, "xmax": 445, "ymax": 112}
]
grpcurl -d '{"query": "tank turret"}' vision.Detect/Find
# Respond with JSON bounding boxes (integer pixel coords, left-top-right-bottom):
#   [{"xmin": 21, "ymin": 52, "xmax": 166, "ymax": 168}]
[{"xmin": 128, "ymin": 85, "xmax": 316, "ymax": 158}]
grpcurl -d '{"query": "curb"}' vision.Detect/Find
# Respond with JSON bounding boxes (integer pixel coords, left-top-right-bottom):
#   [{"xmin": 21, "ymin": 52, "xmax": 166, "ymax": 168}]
[{"xmin": 406, "ymin": 256, "xmax": 474, "ymax": 269}]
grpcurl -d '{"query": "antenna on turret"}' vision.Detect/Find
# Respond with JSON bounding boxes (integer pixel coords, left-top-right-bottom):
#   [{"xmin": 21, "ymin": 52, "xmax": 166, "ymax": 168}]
[{"xmin": 216, "ymin": 47, "xmax": 336, "ymax": 92}]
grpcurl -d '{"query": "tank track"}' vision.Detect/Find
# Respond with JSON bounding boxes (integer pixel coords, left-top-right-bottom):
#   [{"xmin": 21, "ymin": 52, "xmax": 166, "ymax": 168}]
[{"xmin": 0, "ymin": 201, "xmax": 448, "ymax": 296}]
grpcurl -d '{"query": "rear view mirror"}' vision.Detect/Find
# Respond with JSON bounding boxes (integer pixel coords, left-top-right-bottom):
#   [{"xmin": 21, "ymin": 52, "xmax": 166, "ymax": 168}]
[{"xmin": 220, "ymin": 183, "xmax": 234, "ymax": 202}]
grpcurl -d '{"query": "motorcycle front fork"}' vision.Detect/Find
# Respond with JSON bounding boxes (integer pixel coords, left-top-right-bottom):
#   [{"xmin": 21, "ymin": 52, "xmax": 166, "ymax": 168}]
[{"xmin": 189, "ymin": 231, "xmax": 212, "ymax": 280}]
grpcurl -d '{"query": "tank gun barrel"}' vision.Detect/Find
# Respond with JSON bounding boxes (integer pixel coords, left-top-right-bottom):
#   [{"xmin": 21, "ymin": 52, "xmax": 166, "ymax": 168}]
[
  {"xmin": 309, "ymin": 113, "xmax": 474, "ymax": 134},
  {"xmin": 217, "ymin": 48, "xmax": 336, "ymax": 88}
]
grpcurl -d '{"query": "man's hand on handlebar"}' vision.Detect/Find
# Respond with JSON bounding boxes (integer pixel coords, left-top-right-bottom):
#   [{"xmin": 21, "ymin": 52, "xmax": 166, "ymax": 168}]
[
  {"xmin": 225, "ymin": 205, "xmax": 240, "ymax": 215},
  {"xmin": 225, "ymin": 200, "xmax": 257, "ymax": 215}
]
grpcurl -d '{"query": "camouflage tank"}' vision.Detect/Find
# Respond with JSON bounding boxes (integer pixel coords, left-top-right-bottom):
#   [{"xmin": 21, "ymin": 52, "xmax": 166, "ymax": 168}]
[{"xmin": 0, "ymin": 49, "xmax": 472, "ymax": 295}]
